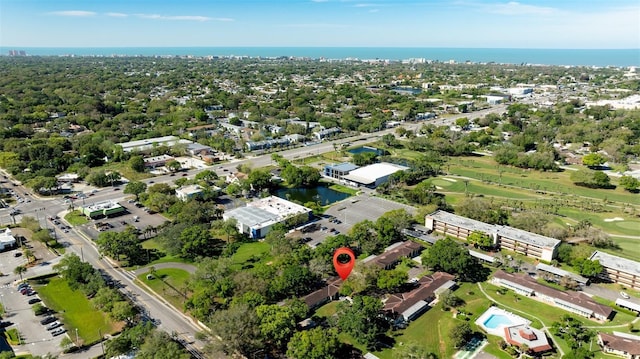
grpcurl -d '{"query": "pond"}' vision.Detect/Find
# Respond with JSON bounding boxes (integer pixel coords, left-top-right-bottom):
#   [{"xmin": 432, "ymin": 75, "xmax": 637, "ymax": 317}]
[
  {"xmin": 347, "ymin": 146, "xmax": 385, "ymax": 155},
  {"xmin": 275, "ymin": 185, "xmax": 352, "ymax": 206}
]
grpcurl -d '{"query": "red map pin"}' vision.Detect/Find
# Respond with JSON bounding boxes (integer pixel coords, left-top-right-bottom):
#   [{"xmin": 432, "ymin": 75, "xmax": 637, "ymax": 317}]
[{"xmin": 333, "ymin": 247, "xmax": 355, "ymax": 280}]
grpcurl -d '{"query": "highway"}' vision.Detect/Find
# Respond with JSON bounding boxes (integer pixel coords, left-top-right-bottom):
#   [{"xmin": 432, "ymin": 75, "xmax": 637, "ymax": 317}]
[{"xmin": 0, "ymin": 103, "xmax": 507, "ymax": 358}]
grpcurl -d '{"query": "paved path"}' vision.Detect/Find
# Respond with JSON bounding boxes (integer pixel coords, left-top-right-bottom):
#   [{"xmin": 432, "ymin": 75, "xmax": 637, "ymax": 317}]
[{"xmin": 133, "ymin": 262, "xmax": 197, "ymax": 276}]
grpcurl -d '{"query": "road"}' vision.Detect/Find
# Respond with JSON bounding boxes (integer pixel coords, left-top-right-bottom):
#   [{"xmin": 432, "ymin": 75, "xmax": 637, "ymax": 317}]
[{"xmin": 0, "ymin": 104, "xmax": 508, "ymax": 358}]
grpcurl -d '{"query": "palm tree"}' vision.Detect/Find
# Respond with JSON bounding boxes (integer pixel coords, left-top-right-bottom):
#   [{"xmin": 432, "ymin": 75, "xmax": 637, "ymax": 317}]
[{"xmin": 14, "ymin": 265, "xmax": 26, "ymax": 281}]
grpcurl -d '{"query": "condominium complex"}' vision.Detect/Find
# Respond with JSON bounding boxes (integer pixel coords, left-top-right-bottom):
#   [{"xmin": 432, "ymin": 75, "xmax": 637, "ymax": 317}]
[
  {"xmin": 425, "ymin": 210, "xmax": 560, "ymax": 261},
  {"xmin": 590, "ymin": 251, "xmax": 640, "ymax": 291}
]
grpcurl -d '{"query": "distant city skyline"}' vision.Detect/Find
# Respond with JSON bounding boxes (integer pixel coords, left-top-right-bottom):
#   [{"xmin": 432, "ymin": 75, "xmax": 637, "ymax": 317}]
[{"xmin": 1, "ymin": 0, "xmax": 639, "ymax": 49}]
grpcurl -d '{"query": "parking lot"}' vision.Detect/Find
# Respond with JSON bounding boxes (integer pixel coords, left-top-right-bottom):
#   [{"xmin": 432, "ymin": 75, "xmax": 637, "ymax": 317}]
[
  {"xmin": 296, "ymin": 194, "xmax": 417, "ymax": 248},
  {"xmin": 78, "ymin": 201, "xmax": 169, "ymax": 240},
  {"xmin": 0, "ymin": 250, "xmax": 66, "ymax": 357}
]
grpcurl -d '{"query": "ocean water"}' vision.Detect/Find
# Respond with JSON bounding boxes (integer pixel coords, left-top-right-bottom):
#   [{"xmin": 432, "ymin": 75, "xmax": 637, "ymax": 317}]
[{"xmin": 1, "ymin": 47, "xmax": 638, "ymax": 67}]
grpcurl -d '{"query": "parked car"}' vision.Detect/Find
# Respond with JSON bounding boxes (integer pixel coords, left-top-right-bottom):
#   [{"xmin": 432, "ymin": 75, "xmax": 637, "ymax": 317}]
[
  {"xmin": 17, "ymin": 283, "xmax": 29, "ymax": 290},
  {"xmin": 28, "ymin": 298, "xmax": 41, "ymax": 305},
  {"xmin": 46, "ymin": 321, "xmax": 62, "ymax": 331},
  {"xmin": 26, "ymin": 290, "xmax": 36, "ymax": 296},
  {"xmin": 620, "ymin": 291, "xmax": 631, "ymax": 299},
  {"xmin": 51, "ymin": 327, "xmax": 66, "ymax": 336},
  {"xmin": 40, "ymin": 316, "xmax": 56, "ymax": 325}
]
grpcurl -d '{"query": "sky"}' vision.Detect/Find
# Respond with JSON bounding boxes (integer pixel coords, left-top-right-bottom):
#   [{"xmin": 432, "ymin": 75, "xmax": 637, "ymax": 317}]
[{"xmin": 1, "ymin": 0, "xmax": 639, "ymax": 49}]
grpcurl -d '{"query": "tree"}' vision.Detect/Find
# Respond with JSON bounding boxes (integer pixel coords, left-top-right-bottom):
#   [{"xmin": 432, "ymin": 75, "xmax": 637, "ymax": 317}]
[
  {"xmin": 442, "ymin": 290, "xmax": 464, "ymax": 308},
  {"xmin": 110, "ymin": 301, "xmax": 135, "ymax": 321},
  {"xmin": 96, "ymin": 229, "xmax": 143, "ymax": 263},
  {"xmin": 466, "ymin": 231, "xmax": 493, "ymax": 248},
  {"xmin": 450, "ymin": 322, "xmax": 473, "ymax": 348},
  {"xmin": 165, "ymin": 159, "xmax": 182, "ymax": 172},
  {"xmin": 137, "ymin": 331, "xmax": 191, "ymax": 359},
  {"xmin": 337, "ymin": 295, "xmax": 387, "ymax": 349},
  {"xmin": 14, "ymin": 265, "xmax": 26, "ymax": 281},
  {"xmin": 124, "ymin": 181, "xmax": 147, "ymax": 201},
  {"xmin": 255, "ymin": 304, "xmax": 296, "ymax": 349},
  {"xmin": 619, "ymin": 175, "xmax": 640, "ymax": 192},
  {"xmin": 377, "ymin": 269, "xmax": 407, "ymax": 292},
  {"xmin": 396, "ymin": 342, "xmax": 438, "ymax": 359},
  {"xmin": 573, "ymin": 258, "xmax": 604, "ymax": 278},
  {"xmin": 582, "ymin": 153, "xmax": 607, "ymax": 168},
  {"xmin": 206, "ymin": 303, "xmax": 262, "ymax": 356},
  {"xmin": 570, "ymin": 168, "xmax": 611, "ymax": 188},
  {"xmin": 129, "ymin": 155, "xmax": 145, "ymax": 172},
  {"xmin": 286, "ymin": 327, "xmax": 340, "ymax": 359},
  {"xmin": 422, "ymin": 238, "xmax": 482, "ymax": 281}
]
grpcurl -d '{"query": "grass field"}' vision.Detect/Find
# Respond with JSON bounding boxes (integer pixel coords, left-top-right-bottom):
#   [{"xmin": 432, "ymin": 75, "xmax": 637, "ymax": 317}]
[
  {"xmin": 64, "ymin": 210, "xmax": 89, "ymax": 226},
  {"xmin": 230, "ymin": 241, "xmax": 271, "ymax": 270},
  {"xmin": 329, "ymin": 183, "xmax": 359, "ymax": 196},
  {"xmin": 140, "ymin": 238, "xmax": 194, "ymax": 266},
  {"xmin": 138, "ymin": 268, "xmax": 191, "ymax": 310},
  {"xmin": 36, "ymin": 277, "xmax": 117, "ymax": 345}
]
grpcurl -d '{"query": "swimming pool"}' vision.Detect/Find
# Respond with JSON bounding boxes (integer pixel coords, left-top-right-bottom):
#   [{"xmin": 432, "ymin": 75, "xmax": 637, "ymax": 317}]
[
  {"xmin": 475, "ymin": 307, "xmax": 530, "ymax": 335},
  {"xmin": 483, "ymin": 314, "xmax": 514, "ymax": 329}
]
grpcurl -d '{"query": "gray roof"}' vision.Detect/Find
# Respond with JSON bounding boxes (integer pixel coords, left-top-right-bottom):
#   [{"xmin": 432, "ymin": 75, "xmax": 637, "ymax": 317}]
[
  {"xmin": 536, "ymin": 263, "xmax": 589, "ymax": 284},
  {"xmin": 590, "ymin": 251, "xmax": 640, "ymax": 277},
  {"xmin": 428, "ymin": 210, "xmax": 495, "ymax": 234},
  {"xmin": 224, "ymin": 206, "xmax": 279, "ymax": 227},
  {"xmin": 496, "ymin": 225, "xmax": 561, "ymax": 249},
  {"xmin": 326, "ymin": 162, "xmax": 359, "ymax": 172},
  {"xmin": 469, "ymin": 250, "xmax": 496, "ymax": 263}
]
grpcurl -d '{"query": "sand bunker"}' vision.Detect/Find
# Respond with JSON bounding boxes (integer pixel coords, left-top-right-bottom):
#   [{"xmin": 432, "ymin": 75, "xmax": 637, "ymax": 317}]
[
  {"xmin": 442, "ymin": 177, "xmax": 458, "ymax": 182},
  {"xmin": 604, "ymin": 217, "xmax": 624, "ymax": 222}
]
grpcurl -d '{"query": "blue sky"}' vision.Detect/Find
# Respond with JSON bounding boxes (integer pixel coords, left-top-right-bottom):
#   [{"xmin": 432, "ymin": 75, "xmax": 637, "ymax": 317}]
[{"xmin": 1, "ymin": 0, "xmax": 639, "ymax": 48}]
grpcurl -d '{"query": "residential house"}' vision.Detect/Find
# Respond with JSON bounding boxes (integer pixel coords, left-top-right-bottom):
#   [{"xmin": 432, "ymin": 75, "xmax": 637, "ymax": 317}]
[
  {"xmin": 492, "ymin": 270, "xmax": 613, "ymax": 321},
  {"xmin": 366, "ymin": 241, "xmax": 424, "ymax": 270},
  {"xmin": 176, "ymin": 185, "xmax": 204, "ymax": 201},
  {"xmin": 302, "ymin": 277, "xmax": 342, "ymax": 309},
  {"xmin": 383, "ymin": 272, "xmax": 455, "ymax": 322},
  {"xmin": 598, "ymin": 332, "xmax": 640, "ymax": 359},
  {"xmin": 314, "ymin": 127, "xmax": 341, "ymax": 140},
  {"xmin": 504, "ymin": 325, "xmax": 553, "ymax": 354}
]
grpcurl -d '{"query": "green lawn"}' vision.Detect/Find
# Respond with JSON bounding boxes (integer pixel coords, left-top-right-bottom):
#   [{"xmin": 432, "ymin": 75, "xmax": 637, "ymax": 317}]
[
  {"xmin": 140, "ymin": 238, "xmax": 193, "ymax": 266},
  {"xmin": 329, "ymin": 184, "xmax": 359, "ymax": 196},
  {"xmin": 35, "ymin": 277, "xmax": 118, "ymax": 345},
  {"xmin": 64, "ymin": 210, "xmax": 89, "ymax": 226},
  {"xmin": 230, "ymin": 241, "xmax": 271, "ymax": 270},
  {"xmin": 138, "ymin": 268, "xmax": 191, "ymax": 311}
]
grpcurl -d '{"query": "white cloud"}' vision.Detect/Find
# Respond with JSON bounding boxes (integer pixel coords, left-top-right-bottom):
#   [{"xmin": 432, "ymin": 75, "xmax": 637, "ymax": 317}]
[
  {"xmin": 136, "ymin": 14, "xmax": 233, "ymax": 22},
  {"xmin": 49, "ymin": 10, "xmax": 96, "ymax": 17},
  {"xmin": 484, "ymin": 1, "xmax": 556, "ymax": 15},
  {"xmin": 106, "ymin": 12, "xmax": 128, "ymax": 18}
]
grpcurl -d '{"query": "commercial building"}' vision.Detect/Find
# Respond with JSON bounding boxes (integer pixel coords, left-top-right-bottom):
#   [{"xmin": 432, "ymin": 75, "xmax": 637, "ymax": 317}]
[
  {"xmin": 175, "ymin": 185, "xmax": 204, "ymax": 201},
  {"xmin": 589, "ymin": 251, "xmax": 640, "ymax": 290},
  {"xmin": 424, "ymin": 210, "xmax": 560, "ymax": 261},
  {"xmin": 143, "ymin": 155, "xmax": 175, "ymax": 169},
  {"xmin": 342, "ymin": 162, "xmax": 409, "ymax": 189},
  {"xmin": 81, "ymin": 201, "xmax": 125, "ymax": 219},
  {"xmin": 117, "ymin": 136, "xmax": 192, "ymax": 153},
  {"xmin": 0, "ymin": 228, "xmax": 17, "ymax": 251},
  {"xmin": 313, "ymin": 127, "xmax": 341, "ymax": 140},
  {"xmin": 323, "ymin": 162, "xmax": 359, "ymax": 180},
  {"xmin": 492, "ymin": 270, "xmax": 613, "ymax": 321},
  {"xmin": 598, "ymin": 332, "xmax": 640, "ymax": 359},
  {"xmin": 223, "ymin": 196, "xmax": 312, "ymax": 239}
]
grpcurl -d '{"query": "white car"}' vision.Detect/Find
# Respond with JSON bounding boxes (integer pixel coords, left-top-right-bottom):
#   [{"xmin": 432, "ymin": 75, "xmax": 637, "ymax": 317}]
[{"xmin": 620, "ymin": 291, "xmax": 631, "ymax": 299}]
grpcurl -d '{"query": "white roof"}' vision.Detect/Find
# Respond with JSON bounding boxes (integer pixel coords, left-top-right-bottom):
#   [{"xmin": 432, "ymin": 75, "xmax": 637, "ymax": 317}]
[
  {"xmin": 590, "ymin": 251, "xmax": 640, "ymax": 277},
  {"xmin": 176, "ymin": 184, "xmax": 203, "ymax": 196},
  {"xmin": 118, "ymin": 136, "xmax": 192, "ymax": 152},
  {"xmin": 342, "ymin": 162, "xmax": 408, "ymax": 185}
]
